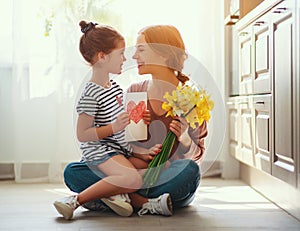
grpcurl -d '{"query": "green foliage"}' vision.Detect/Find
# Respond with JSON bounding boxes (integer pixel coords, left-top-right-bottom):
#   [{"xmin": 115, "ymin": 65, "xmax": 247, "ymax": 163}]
[{"xmin": 44, "ymin": 14, "xmax": 54, "ymax": 37}]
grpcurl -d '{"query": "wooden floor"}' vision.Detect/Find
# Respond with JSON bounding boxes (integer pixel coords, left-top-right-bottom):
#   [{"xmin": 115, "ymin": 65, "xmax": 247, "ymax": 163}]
[{"xmin": 0, "ymin": 178, "xmax": 299, "ymax": 231}]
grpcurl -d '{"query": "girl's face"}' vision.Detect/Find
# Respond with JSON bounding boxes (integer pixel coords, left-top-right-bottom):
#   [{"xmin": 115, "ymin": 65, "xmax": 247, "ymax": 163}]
[
  {"xmin": 132, "ymin": 34, "xmax": 166, "ymax": 75},
  {"xmin": 106, "ymin": 39, "xmax": 126, "ymax": 74}
]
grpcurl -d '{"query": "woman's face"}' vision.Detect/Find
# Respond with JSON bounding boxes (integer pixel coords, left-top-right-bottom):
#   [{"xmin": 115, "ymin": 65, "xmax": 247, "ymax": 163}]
[{"xmin": 132, "ymin": 34, "xmax": 166, "ymax": 75}]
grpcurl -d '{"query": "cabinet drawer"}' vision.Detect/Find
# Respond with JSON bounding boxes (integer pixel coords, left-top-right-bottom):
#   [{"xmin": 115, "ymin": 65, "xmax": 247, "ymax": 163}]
[
  {"xmin": 253, "ymin": 95, "xmax": 272, "ymax": 173},
  {"xmin": 271, "ymin": 0, "xmax": 296, "ymax": 187}
]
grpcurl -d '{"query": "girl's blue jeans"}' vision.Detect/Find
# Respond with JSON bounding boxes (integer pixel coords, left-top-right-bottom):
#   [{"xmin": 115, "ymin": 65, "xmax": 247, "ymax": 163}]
[{"xmin": 63, "ymin": 159, "xmax": 201, "ymax": 209}]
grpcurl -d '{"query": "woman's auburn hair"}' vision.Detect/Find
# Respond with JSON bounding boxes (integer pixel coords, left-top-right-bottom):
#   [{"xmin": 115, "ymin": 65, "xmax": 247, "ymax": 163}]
[{"xmin": 139, "ymin": 25, "xmax": 189, "ymax": 83}]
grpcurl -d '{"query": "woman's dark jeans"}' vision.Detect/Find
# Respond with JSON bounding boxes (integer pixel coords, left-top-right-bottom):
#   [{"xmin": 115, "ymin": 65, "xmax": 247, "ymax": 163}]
[{"xmin": 64, "ymin": 159, "xmax": 201, "ymax": 209}]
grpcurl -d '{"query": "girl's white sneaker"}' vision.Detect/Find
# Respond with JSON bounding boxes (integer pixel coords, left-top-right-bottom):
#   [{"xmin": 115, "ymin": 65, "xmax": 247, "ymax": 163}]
[{"xmin": 138, "ymin": 193, "xmax": 173, "ymax": 216}]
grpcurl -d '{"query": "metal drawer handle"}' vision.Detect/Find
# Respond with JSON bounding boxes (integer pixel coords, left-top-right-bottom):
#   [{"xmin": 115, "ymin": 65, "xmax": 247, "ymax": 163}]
[
  {"xmin": 254, "ymin": 21, "xmax": 265, "ymax": 26},
  {"xmin": 273, "ymin": 7, "xmax": 287, "ymax": 14},
  {"xmin": 254, "ymin": 101, "xmax": 265, "ymax": 105},
  {"xmin": 276, "ymin": 7, "xmax": 287, "ymax": 11},
  {"xmin": 240, "ymin": 32, "xmax": 249, "ymax": 36}
]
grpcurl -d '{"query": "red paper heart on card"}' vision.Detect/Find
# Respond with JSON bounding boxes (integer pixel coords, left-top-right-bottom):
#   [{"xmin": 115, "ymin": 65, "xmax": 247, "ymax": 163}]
[{"xmin": 127, "ymin": 101, "xmax": 146, "ymax": 124}]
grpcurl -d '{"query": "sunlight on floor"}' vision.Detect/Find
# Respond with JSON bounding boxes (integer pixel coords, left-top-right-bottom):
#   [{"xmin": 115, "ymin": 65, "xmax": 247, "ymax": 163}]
[
  {"xmin": 196, "ymin": 180, "xmax": 279, "ymax": 210},
  {"xmin": 45, "ymin": 188, "xmax": 74, "ymax": 197}
]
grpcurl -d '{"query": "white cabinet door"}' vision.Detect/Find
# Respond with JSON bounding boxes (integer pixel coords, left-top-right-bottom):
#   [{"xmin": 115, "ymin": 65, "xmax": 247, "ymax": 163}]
[
  {"xmin": 271, "ymin": 0, "xmax": 296, "ymax": 186},
  {"xmin": 239, "ymin": 25, "xmax": 253, "ymax": 95},
  {"xmin": 253, "ymin": 95, "xmax": 272, "ymax": 173},
  {"xmin": 253, "ymin": 13, "xmax": 271, "ymax": 94},
  {"xmin": 228, "ymin": 98, "xmax": 242, "ymax": 160}
]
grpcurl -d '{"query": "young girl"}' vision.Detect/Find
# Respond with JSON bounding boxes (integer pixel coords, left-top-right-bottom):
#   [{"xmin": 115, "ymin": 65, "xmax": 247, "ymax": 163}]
[{"xmin": 53, "ymin": 21, "xmax": 167, "ymax": 220}]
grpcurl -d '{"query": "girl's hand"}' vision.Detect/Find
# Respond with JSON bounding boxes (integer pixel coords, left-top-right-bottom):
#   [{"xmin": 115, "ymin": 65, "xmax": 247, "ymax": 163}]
[
  {"xmin": 112, "ymin": 112, "xmax": 130, "ymax": 133},
  {"xmin": 169, "ymin": 116, "xmax": 192, "ymax": 147},
  {"xmin": 143, "ymin": 110, "xmax": 151, "ymax": 125},
  {"xmin": 133, "ymin": 144, "xmax": 162, "ymax": 162},
  {"xmin": 148, "ymin": 144, "xmax": 162, "ymax": 156}
]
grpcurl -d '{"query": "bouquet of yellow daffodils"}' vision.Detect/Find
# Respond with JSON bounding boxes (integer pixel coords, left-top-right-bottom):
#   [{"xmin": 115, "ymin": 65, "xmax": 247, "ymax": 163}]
[{"xmin": 143, "ymin": 84, "xmax": 214, "ymax": 193}]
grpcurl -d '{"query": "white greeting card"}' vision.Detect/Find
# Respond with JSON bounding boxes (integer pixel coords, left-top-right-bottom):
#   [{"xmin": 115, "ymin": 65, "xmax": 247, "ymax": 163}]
[{"xmin": 125, "ymin": 92, "xmax": 148, "ymax": 142}]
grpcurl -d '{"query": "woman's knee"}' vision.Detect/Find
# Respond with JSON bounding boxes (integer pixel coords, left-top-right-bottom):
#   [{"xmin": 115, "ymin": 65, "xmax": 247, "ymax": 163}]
[
  {"xmin": 173, "ymin": 159, "xmax": 200, "ymax": 178},
  {"xmin": 63, "ymin": 162, "xmax": 78, "ymax": 184},
  {"xmin": 63, "ymin": 162, "xmax": 102, "ymax": 192}
]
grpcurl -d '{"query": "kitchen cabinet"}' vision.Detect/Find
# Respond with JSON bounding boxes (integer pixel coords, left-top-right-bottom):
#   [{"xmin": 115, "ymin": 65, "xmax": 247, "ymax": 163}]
[
  {"xmin": 224, "ymin": 0, "xmax": 264, "ymax": 24},
  {"xmin": 253, "ymin": 95, "xmax": 272, "ymax": 173},
  {"xmin": 225, "ymin": 0, "xmax": 300, "ymax": 220},
  {"xmin": 239, "ymin": 25, "xmax": 253, "ymax": 95},
  {"xmin": 271, "ymin": 0, "xmax": 297, "ymax": 186},
  {"xmin": 240, "ymin": 97, "xmax": 255, "ymax": 165},
  {"xmin": 238, "ymin": 11, "xmax": 272, "ymax": 95},
  {"xmin": 227, "ymin": 0, "xmax": 298, "ymax": 186},
  {"xmin": 228, "ymin": 98, "xmax": 241, "ymax": 161},
  {"xmin": 253, "ymin": 13, "xmax": 271, "ymax": 94},
  {"xmin": 227, "ymin": 96, "xmax": 255, "ymax": 167},
  {"xmin": 228, "ymin": 95, "xmax": 272, "ymax": 172}
]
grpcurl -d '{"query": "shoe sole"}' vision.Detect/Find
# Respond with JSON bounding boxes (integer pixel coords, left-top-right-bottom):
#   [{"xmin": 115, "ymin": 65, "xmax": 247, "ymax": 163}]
[
  {"xmin": 53, "ymin": 201, "xmax": 73, "ymax": 220},
  {"xmin": 101, "ymin": 198, "xmax": 133, "ymax": 217},
  {"xmin": 160, "ymin": 193, "xmax": 173, "ymax": 216}
]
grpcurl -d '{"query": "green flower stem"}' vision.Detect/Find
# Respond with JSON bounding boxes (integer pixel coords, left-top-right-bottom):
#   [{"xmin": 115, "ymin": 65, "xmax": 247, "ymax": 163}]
[
  {"xmin": 143, "ymin": 131, "xmax": 177, "ymax": 193},
  {"xmin": 184, "ymin": 105, "xmax": 197, "ymax": 118},
  {"xmin": 143, "ymin": 106, "xmax": 197, "ymax": 194}
]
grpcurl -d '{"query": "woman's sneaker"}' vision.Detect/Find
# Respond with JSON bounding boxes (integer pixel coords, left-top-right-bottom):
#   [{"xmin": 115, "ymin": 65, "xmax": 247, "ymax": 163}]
[
  {"xmin": 53, "ymin": 195, "xmax": 80, "ymax": 220},
  {"xmin": 82, "ymin": 199, "xmax": 109, "ymax": 212},
  {"xmin": 101, "ymin": 194, "xmax": 133, "ymax": 217},
  {"xmin": 138, "ymin": 193, "xmax": 173, "ymax": 216}
]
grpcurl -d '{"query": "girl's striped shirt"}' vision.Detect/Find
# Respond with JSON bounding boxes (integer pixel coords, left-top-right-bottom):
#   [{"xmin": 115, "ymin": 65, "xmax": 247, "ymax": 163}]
[{"xmin": 76, "ymin": 80, "xmax": 132, "ymax": 162}]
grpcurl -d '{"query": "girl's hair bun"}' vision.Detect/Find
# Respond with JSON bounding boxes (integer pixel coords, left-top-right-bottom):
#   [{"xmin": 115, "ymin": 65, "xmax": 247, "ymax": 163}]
[{"xmin": 79, "ymin": 20, "xmax": 98, "ymax": 34}]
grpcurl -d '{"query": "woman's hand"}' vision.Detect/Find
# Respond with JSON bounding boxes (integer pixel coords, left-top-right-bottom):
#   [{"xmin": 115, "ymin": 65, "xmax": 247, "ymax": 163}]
[
  {"xmin": 143, "ymin": 109, "xmax": 151, "ymax": 125},
  {"xmin": 169, "ymin": 116, "xmax": 192, "ymax": 147},
  {"xmin": 112, "ymin": 112, "xmax": 130, "ymax": 133}
]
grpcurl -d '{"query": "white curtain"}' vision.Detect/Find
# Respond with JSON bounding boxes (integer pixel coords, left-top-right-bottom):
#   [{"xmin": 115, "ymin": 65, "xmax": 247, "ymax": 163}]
[{"xmin": 1, "ymin": 0, "xmax": 88, "ymax": 182}]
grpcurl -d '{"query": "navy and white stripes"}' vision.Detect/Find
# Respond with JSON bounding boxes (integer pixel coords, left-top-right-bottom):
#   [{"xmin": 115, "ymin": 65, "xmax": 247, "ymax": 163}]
[{"xmin": 76, "ymin": 80, "xmax": 132, "ymax": 162}]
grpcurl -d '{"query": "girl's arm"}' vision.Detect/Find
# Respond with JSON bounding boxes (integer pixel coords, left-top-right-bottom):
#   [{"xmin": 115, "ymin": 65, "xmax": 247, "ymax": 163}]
[
  {"xmin": 77, "ymin": 112, "xmax": 130, "ymax": 142},
  {"xmin": 128, "ymin": 144, "xmax": 162, "ymax": 170},
  {"xmin": 130, "ymin": 143, "xmax": 162, "ymax": 162}
]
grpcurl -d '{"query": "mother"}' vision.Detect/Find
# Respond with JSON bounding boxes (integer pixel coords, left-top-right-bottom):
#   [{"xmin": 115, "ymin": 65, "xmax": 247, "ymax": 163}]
[{"xmin": 64, "ymin": 24, "xmax": 208, "ymax": 216}]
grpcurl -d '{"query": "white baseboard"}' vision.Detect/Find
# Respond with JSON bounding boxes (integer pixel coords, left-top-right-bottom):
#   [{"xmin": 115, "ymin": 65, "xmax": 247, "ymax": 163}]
[
  {"xmin": 0, "ymin": 162, "xmax": 68, "ymax": 183},
  {"xmin": 240, "ymin": 163, "xmax": 300, "ymax": 221}
]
